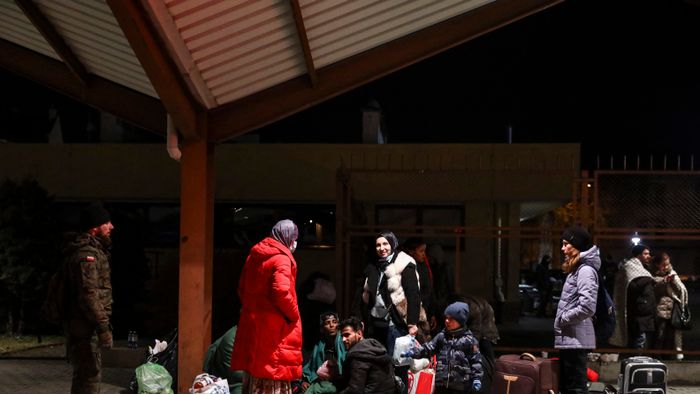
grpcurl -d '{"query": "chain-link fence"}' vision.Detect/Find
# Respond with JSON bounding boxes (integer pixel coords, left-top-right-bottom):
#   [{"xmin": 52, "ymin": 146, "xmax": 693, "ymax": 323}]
[{"xmin": 595, "ymin": 171, "xmax": 700, "ymax": 230}]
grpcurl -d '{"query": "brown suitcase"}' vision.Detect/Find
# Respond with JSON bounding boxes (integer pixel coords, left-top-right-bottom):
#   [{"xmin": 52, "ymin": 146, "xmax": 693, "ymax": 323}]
[{"xmin": 492, "ymin": 352, "xmax": 559, "ymax": 394}]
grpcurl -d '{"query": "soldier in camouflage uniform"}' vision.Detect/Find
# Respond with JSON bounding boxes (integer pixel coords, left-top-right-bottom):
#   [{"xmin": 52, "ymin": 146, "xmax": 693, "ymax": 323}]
[{"xmin": 64, "ymin": 203, "xmax": 114, "ymax": 394}]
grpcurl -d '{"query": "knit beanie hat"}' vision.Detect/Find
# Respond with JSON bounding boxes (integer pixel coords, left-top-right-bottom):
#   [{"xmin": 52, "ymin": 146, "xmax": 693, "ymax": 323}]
[
  {"xmin": 562, "ymin": 226, "xmax": 593, "ymax": 252},
  {"xmin": 631, "ymin": 244, "xmax": 650, "ymax": 258},
  {"xmin": 80, "ymin": 203, "xmax": 111, "ymax": 231},
  {"xmin": 444, "ymin": 301, "xmax": 470, "ymax": 327}
]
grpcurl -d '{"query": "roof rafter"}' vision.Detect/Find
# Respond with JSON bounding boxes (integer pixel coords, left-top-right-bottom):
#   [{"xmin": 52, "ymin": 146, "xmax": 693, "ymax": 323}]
[
  {"xmin": 289, "ymin": 0, "xmax": 317, "ymax": 87},
  {"xmin": 15, "ymin": 0, "xmax": 90, "ymax": 86},
  {"xmin": 0, "ymin": 38, "xmax": 166, "ymax": 134},
  {"xmin": 209, "ymin": 0, "xmax": 563, "ymax": 142},
  {"xmin": 107, "ymin": 0, "xmax": 202, "ymax": 140}
]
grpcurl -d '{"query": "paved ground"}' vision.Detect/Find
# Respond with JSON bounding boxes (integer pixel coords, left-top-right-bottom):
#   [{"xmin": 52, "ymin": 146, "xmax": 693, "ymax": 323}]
[
  {"xmin": 2, "ymin": 314, "xmax": 700, "ymax": 393},
  {"xmin": 1, "ymin": 357, "xmax": 699, "ymax": 394},
  {"xmin": 0, "ymin": 359, "xmax": 133, "ymax": 394}
]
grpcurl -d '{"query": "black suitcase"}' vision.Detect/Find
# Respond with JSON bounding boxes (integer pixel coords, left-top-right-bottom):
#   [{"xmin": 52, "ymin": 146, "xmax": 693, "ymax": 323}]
[{"xmin": 617, "ymin": 356, "xmax": 667, "ymax": 394}]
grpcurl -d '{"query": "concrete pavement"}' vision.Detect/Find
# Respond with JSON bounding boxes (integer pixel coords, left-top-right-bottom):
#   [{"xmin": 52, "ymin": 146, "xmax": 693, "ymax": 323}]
[
  {"xmin": 2, "ymin": 315, "xmax": 700, "ymax": 393},
  {"xmin": 0, "ymin": 359, "xmax": 133, "ymax": 394},
  {"xmin": 2, "ymin": 355, "xmax": 700, "ymax": 394},
  {"xmin": 0, "ymin": 341, "xmax": 139, "ymax": 394}
]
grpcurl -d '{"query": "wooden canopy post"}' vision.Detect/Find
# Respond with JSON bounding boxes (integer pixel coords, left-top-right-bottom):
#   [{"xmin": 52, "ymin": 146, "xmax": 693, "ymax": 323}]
[
  {"xmin": 178, "ymin": 135, "xmax": 215, "ymax": 393},
  {"xmin": 108, "ymin": 3, "xmax": 213, "ymax": 390}
]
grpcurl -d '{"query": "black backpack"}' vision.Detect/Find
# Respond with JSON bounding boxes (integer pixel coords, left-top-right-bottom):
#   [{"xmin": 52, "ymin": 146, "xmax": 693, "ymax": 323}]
[
  {"xmin": 592, "ymin": 269, "xmax": 615, "ymax": 343},
  {"xmin": 40, "ymin": 262, "xmax": 69, "ymax": 326}
]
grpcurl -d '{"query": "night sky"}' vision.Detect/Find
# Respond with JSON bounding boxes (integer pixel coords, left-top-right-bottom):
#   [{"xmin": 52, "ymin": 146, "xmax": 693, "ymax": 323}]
[{"xmin": 254, "ymin": 0, "xmax": 700, "ymax": 169}]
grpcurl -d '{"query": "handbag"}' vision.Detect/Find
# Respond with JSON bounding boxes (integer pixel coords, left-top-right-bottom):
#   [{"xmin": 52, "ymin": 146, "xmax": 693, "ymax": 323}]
[{"xmin": 671, "ymin": 300, "xmax": 692, "ymax": 330}]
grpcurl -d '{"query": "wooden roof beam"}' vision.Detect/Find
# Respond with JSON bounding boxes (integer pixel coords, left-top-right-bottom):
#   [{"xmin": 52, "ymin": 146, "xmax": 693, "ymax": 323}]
[
  {"xmin": 209, "ymin": 0, "xmax": 563, "ymax": 142},
  {"xmin": 107, "ymin": 0, "xmax": 201, "ymax": 140},
  {"xmin": 289, "ymin": 0, "xmax": 317, "ymax": 87},
  {"xmin": 0, "ymin": 39, "xmax": 166, "ymax": 134},
  {"xmin": 15, "ymin": 0, "xmax": 90, "ymax": 86}
]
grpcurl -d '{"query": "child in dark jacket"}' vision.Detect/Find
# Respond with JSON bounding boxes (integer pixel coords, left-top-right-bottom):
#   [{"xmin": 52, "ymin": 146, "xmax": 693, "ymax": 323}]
[{"xmin": 402, "ymin": 302, "xmax": 484, "ymax": 393}]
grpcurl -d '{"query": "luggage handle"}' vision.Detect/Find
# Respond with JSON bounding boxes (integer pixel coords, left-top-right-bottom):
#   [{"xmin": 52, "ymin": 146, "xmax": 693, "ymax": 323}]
[{"xmin": 520, "ymin": 352, "xmax": 537, "ymax": 361}]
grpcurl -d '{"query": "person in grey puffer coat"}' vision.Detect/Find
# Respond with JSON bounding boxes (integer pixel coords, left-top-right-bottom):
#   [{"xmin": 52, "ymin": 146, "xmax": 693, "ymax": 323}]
[
  {"xmin": 403, "ymin": 302, "xmax": 484, "ymax": 393},
  {"xmin": 555, "ymin": 226, "xmax": 599, "ymax": 394}
]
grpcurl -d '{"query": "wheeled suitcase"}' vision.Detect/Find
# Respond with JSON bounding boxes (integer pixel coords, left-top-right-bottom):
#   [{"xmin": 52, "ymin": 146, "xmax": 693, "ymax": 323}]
[
  {"xmin": 492, "ymin": 352, "xmax": 559, "ymax": 394},
  {"xmin": 617, "ymin": 356, "xmax": 667, "ymax": 394}
]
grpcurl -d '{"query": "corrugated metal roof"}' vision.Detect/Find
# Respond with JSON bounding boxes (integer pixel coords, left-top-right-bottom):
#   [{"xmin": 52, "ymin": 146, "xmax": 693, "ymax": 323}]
[
  {"xmin": 35, "ymin": 0, "xmax": 157, "ymax": 97},
  {"xmin": 164, "ymin": 0, "xmax": 306, "ymax": 105},
  {"xmin": 302, "ymin": 0, "xmax": 495, "ymax": 68},
  {"xmin": 158, "ymin": 0, "xmax": 497, "ymax": 105},
  {"xmin": 0, "ymin": 0, "xmax": 555, "ymax": 125},
  {"xmin": 0, "ymin": 0, "xmax": 506, "ymax": 107},
  {"xmin": 0, "ymin": 1, "xmax": 59, "ymax": 60}
]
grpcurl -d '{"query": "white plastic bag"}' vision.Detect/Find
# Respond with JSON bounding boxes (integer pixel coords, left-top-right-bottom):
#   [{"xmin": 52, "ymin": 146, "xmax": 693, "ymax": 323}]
[
  {"xmin": 410, "ymin": 357, "xmax": 430, "ymax": 372},
  {"xmin": 189, "ymin": 373, "xmax": 230, "ymax": 394},
  {"xmin": 393, "ymin": 334, "xmax": 417, "ymax": 366},
  {"xmin": 149, "ymin": 339, "xmax": 168, "ymax": 355}
]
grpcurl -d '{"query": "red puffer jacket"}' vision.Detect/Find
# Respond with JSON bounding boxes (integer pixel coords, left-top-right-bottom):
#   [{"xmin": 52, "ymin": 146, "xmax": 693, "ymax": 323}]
[{"xmin": 230, "ymin": 237, "xmax": 302, "ymax": 380}]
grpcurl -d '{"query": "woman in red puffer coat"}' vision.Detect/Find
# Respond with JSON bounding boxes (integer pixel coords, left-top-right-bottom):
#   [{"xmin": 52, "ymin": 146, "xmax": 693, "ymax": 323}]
[{"xmin": 230, "ymin": 219, "xmax": 302, "ymax": 393}]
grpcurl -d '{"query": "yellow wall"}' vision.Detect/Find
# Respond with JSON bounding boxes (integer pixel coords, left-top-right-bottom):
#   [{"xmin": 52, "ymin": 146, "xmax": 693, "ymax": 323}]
[
  {"xmin": 0, "ymin": 143, "xmax": 579, "ymax": 202},
  {"xmin": 0, "ymin": 142, "xmax": 580, "ymax": 318}
]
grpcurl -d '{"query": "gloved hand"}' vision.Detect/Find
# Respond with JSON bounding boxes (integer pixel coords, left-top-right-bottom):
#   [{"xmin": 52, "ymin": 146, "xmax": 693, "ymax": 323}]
[
  {"xmin": 472, "ymin": 379, "xmax": 482, "ymax": 392},
  {"xmin": 98, "ymin": 330, "xmax": 113, "ymax": 349}
]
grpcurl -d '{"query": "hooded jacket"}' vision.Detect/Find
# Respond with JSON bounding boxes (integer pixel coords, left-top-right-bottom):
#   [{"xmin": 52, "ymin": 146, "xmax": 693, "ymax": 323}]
[
  {"xmin": 339, "ymin": 338, "xmax": 396, "ymax": 394},
  {"xmin": 230, "ymin": 237, "xmax": 302, "ymax": 381},
  {"xmin": 554, "ymin": 245, "xmax": 600, "ymax": 349},
  {"xmin": 410, "ymin": 326, "xmax": 484, "ymax": 390}
]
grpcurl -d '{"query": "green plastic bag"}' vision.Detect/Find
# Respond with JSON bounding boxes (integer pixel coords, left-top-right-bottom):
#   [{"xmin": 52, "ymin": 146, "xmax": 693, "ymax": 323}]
[{"xmin": 136, "ymin": 362, "xmax": 175, "ymax": 394}]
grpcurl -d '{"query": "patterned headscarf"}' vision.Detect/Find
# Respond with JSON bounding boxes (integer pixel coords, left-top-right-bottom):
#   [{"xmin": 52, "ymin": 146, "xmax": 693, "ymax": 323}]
[{"xmin": 271, "ymin": 219, "xmax": 298, "ymax": 249}]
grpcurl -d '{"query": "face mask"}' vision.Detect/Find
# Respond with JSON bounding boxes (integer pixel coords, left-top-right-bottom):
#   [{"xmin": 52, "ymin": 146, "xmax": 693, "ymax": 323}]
[{"xmin": 290, "ymin": 240, "xmax": 298, "ymax": 253}]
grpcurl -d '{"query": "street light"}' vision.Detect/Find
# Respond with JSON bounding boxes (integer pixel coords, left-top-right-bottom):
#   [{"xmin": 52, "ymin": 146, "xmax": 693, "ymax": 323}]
[{"xmin": 631, "ymin": 232, "xmax": 641, "ymax": 246}]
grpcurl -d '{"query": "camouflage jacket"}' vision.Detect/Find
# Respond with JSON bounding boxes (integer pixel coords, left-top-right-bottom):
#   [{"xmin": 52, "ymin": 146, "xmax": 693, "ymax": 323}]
[{"xmin": 64, "ymin": 232, "xmax": 112, "ymax": 333}]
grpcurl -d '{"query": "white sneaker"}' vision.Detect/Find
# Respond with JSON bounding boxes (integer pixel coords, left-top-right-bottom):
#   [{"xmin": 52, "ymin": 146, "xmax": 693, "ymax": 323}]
[{"xmin": 676, "ymin": 353, "xmax": 684, "ymax": 361}]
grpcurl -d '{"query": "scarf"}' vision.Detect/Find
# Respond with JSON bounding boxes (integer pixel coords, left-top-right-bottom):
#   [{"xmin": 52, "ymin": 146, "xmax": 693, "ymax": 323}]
[
  {"xmin": 271, "ymin": 219, "xmax": 298, "ymax": 249},
  {"xmin": 609, "ymin": 257, "xmax": 652, "ymax": 346}
]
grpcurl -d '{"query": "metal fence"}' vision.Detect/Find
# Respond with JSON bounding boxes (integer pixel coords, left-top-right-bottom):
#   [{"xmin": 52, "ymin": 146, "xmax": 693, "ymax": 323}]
[{"xmin": 594, "ymin": 171, "xmax": 700, "ymax": 242}]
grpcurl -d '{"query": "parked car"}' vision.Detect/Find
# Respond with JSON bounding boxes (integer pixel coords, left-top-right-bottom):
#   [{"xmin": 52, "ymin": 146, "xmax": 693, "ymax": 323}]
[{"xmin": 518, "ymin": 284, "xmax": 540, "ymax": 315}]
